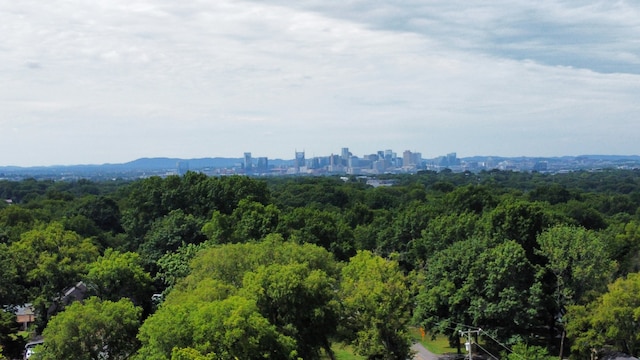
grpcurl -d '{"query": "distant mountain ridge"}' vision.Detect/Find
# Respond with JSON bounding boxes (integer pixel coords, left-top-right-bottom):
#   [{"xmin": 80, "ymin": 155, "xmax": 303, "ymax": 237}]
[{"xmin": 0, "ymin": 157, "xmax": 291, "ymax": 176}]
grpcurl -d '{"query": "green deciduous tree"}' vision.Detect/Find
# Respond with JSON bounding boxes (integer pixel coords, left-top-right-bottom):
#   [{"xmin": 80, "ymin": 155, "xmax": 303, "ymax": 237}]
[
  {"xmin": 0, "ymin": 205, "xmax": 38, "ymax": 243},
  {"xmin": 536, "ymin": 225, "xmax": 616, "ymax": 358},
  {"xmin": 139, "ymin": 209, "xmax": 206, "ymax": 271},
  {"xmin": 339, "ymin": 251, "xmax": 414, "ymax": 360},
  {"xmin": 10, "ymin": 222, "xmax": 99, "ymax": 328},
  {"xmin": 36, "ymin": 297, "xmax": 142, "ymax": 360},
  {"xmin": 230, "ymin": 199, "xmax": 280, "ymax": 242},
  {"xmin": 0, "ymin": 309, "xmax": 25, "ymax": 360},
  {"xmin": 414, "ymin": 238, "xmax": 545, "ymax": 349},
  {"xmin": 502, "ymin": 343, "xmax": 555, "ymax": 360},
  {"xmin": 155, "ymin": 242, "xmax": 208, "ymax": 291},
  {"xmin": 410, "ymin": 211, "xmax": 481, "ymax": 266},
  {"xmin": 137, "ymin": 238, "xmax": 339, "ymax": 360},
  {"xmin": 445, "ymin": 185, "xmax": 497, "ymax": 215},
  {"xmin": 468, "ymin": 240, "xmax": 545, "ymax": 343},
  {"xmin": 486, "ymin": 199, "xmax": 560, "ymax": 261},
  {"xmin": 566, "ymin": 272, "xmax": 640, "ymax": 357},
  {"xmin": 0, "ymin": 243, "xmax": 20, "ymax": 305},
  {"xmin": 74, "ymin": 195, "xmax": 123, "ymax": 233},
  {"xmin": 606, "ymin": 220, "xmax": 640, "ymax": 275},
  {"xmin": 280, "ymin": 207, "xmax": 355, "ymax": 261},
  {"xmin": 242, "ymin": 262, "xmax": 339, "ymax": 359},
  {"xmin": 84, "ymin": 249, "xmax": 153, "ymax": 313}
]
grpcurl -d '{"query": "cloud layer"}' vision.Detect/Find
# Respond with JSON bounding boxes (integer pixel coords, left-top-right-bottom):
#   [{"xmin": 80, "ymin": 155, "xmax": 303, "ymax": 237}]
[{"xmin": 1, "ymin": 0, "xmax": 639, "ymax": 166}]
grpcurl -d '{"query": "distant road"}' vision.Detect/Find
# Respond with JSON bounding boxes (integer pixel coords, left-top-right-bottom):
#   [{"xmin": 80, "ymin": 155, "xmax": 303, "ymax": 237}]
[{"xmin": 412, "ymin": 342, "xmax": 442, "ymax": 360}]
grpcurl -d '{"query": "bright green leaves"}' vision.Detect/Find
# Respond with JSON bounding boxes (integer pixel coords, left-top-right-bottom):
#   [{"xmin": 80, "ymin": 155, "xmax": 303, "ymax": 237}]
[
  {"xmin": 339, "ymin": 251, "xmax": 413, "ymax": 360},
  {"xmin": 10, "ymin": 222, "xmax": 98, "ymax": 306},
  {"xmin": 137, "ymin": 240, "xmax": 339, "ymax": 360},
  {"xmin": 37, "ymin": 297, "xmax": 142, "ymax": 360},
  {"xmin": 84, "ymin": 249, "xmax": 153, "ymax": 312},
  {"xmin": 536, "ymin": 225, "xmax": 616, "ymax": 309},
  {"xmin": 566, "ymin": 273, "xmax": 640, "ymax": 357}
]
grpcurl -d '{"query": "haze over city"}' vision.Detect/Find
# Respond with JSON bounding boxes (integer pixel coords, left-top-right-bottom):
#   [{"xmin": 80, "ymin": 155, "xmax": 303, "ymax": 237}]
[{"xmin": 2, "ymin": 0, "xmax": 640, "ymax": 167}]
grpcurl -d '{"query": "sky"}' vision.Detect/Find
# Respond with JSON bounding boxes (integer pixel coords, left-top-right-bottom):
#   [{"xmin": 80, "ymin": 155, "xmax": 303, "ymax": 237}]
[{"xmin": 1, "ymin": 0, "xmax": 640, "ymax": 166}]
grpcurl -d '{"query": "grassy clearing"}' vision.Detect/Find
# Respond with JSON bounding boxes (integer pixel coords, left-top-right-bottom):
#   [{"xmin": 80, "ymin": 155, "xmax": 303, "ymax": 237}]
[
  {"xmin": 323, "ymin": 330, "xmax": 459, "ymax": 359},
  {"xmin": 321, "ymin": 344, "xmax": 365, "ymax": 360},
  {"xmin": 410, "ymin": 327, "xmax": 460, "ymax": 355}
]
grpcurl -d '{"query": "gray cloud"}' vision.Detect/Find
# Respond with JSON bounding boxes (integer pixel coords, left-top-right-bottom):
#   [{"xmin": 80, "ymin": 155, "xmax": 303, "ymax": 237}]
[
  {"xmin": 0, "ymin": 0, "xmax": 639, "ymax": 166},
  {"xmin": 259, "ymin": 0, "xmax": 640, "ymax": 74}
]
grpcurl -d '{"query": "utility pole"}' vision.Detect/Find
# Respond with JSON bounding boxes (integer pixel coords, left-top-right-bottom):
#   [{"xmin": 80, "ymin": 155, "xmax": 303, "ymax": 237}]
[{"xmin": 459, "ymin": 328, "xmax": 482, "ymax": 360}]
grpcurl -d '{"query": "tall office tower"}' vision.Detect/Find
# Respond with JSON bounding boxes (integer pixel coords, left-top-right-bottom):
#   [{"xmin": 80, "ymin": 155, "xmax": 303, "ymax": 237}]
[
  {"xmin": 341, "ymin": 147, "xmax": 350, "ymax": 166},
  {"xmin": 329, "ymin": 154, "xmax": 341, "ymax": 172},
  {"xmin": 177, "ymin": 161, "xmax": 189, "ymax": 176},
  {"xmin": 377, "ymin": 151, "xmax": 385, "ymax": 160},
  {"xmin": 403, "ymin": 150, "xmax": 414, "ymax": 166},
  {"xmin": 295, "ymin": 151, "xmax": 305, "ymax": 171},
  {"xmin": 257, "ymin": 157, "xmax": 268, "ymax": 172},
  {"xmin": 311, "ymin": 157, "xmax": 320, "ymax": 169},
  {"xmin": 413, "ymin": 152, "xmax": 422, "ymax": 166},
  {"xmin": 446, "ymin": 152, "xmax": 458, "ymax": 166},
  {"xmin": 244, "ymin": 152, "xmax": 252, "ymax": 171}
]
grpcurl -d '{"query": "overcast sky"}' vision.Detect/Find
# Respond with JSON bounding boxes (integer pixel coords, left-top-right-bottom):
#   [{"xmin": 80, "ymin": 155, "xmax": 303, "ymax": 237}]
[{"xmin": 2, "ymin": 0, "xmax": 639, "ymax": 166}]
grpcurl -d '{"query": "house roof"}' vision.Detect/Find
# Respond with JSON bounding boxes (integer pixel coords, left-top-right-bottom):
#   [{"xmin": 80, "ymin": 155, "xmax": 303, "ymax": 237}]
[{"xmin": 14, "ymin": 304, "xmax": 34, "ymax": 316}]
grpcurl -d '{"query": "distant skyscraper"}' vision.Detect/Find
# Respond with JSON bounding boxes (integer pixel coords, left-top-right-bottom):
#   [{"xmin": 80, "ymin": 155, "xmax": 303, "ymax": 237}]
[
  {"xmin": 403, "ymin": 150, "xmax": 414, "ymax": 166},
  {"xmin": 341, "ymin": 147, "xmax": 349, "ymax": 159},
  {"xmin": 446, "ymin": 152, "xmax": 459, "ymax": 166},
  {"xmin": 384, "ymin": 149, "xmax": 393, "ymax": 162},
  {"xmin": 244, "ymin": 152, "xmax": 252, "ymax": 171},
  {"xmin": 295, "ymin": 150, "xmax": 305, "ymax": 171},
  {"xmin": 257, "ymin": 157, "xmax": 268, "ymax": 172},
  {"xmin": 341, "ymin": 147, "xmax": 350, "ymax": 166},
  {"xmin": 177, "ymin": 161, "xmax": 189, "ymax": 175}
]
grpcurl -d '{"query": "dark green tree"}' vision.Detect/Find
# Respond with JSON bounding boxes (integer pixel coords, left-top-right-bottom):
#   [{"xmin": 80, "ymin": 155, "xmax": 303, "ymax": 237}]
[
  {"xmin": 536, "ymin": 225, "xmax": 616, "ymax": 357},
  {"xmin": 0, "ymin": 309, "xmax": 25, "ymax": 360},
  {"xmin": 414, "ymin": 237, "xmax": 545, "ymax": 348},
  {"xmin": 139, "ymin": 209, "xmax": 206, "ymax": 271}
]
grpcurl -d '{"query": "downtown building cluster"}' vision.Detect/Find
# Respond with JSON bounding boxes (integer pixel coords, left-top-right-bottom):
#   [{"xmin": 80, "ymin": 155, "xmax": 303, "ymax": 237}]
[{"xmin": 236, "ymin": 148, "xmax": 456, "ymax": 176}]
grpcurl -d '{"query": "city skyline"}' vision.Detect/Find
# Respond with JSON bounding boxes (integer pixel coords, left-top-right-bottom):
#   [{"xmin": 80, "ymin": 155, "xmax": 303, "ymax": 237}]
[{"xmin": 2, "ymin": 1, "xmax": 640, "ymax": 167}]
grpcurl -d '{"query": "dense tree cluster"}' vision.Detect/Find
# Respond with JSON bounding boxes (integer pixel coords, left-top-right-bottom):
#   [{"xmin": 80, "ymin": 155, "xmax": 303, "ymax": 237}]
[{"xmin": 0, "ymin": 168, "xmax": 639, "ymax": 359}]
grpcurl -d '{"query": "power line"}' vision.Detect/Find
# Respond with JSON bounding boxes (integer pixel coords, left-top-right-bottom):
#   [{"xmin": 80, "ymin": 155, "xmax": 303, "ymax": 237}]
[
  {"xmin": 479, "ymin": 328, "xmax": 519, "ymax": 358},
  {"xmin": 474, "ymin": 341, "xmax": 500, "ymax": 360},
  {"xmin": 432, "ymin": 321, "xmax": 526, "ymax": 359}
]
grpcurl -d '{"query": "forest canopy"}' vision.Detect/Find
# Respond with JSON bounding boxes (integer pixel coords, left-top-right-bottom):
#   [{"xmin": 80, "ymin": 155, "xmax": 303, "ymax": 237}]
[{"xmin": 1, "ymin": 168, "xmax": 639, "ymax": 359}]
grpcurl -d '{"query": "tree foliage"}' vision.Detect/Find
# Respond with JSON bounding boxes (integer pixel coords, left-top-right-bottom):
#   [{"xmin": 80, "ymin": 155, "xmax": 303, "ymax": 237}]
[
  {"xmin": 36, "ymin": 297, "xmax": 142, "ymax": 360},
  {"xmin": 1, "ymin": 170, "xmax": 640, "ymax": 358},
  {"xmin": 84, "ymin": 249, "xmax": 153, "ymax": 313},
  {"xmin": 137, "ymin": 238, "xmax": 339, "ymax": 360},
  {"xmin": 10, "ymin": 222, "xmax": 98, "ymax": 315},
  {"xmin": 566, "ymin": 273, "xmax": 640, "ymax": 357},
  {"xmin": 339, "ymin": 251, "xmax": 414, "ymax": 359}
]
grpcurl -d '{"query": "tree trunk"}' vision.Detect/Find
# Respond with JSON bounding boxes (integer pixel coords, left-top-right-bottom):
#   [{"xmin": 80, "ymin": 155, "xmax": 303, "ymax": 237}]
[{"xmin": 559, "ymin": 328, "xmax": 565, "ymax": 360}]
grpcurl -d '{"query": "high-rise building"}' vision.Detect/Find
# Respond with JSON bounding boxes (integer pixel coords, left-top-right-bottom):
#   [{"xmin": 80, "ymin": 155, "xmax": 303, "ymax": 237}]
[
  {"xmin": 403, "ymin": 150, "xmax": 414, "ymax": 166},
  {"xmin": 177, "ymin": 161, "xmax": 189, "ymax": 175},
  {"xmin": 244, "ymin": 152, "xmax": 252, "ymax": 171},
  {"xmin": 295, "ymin": 151, "xmax": 305, "ymax": 171},
  {"xmin": 257, "ymin": 157, "xmax": 268, "ymax": 172},
  {"xmin": 341, "ymin": 147, "xmax": 350, "ymax": 166},
  {"xmin": 446, "ymin": 152, "xmax": 459, "ymax": 166}
]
